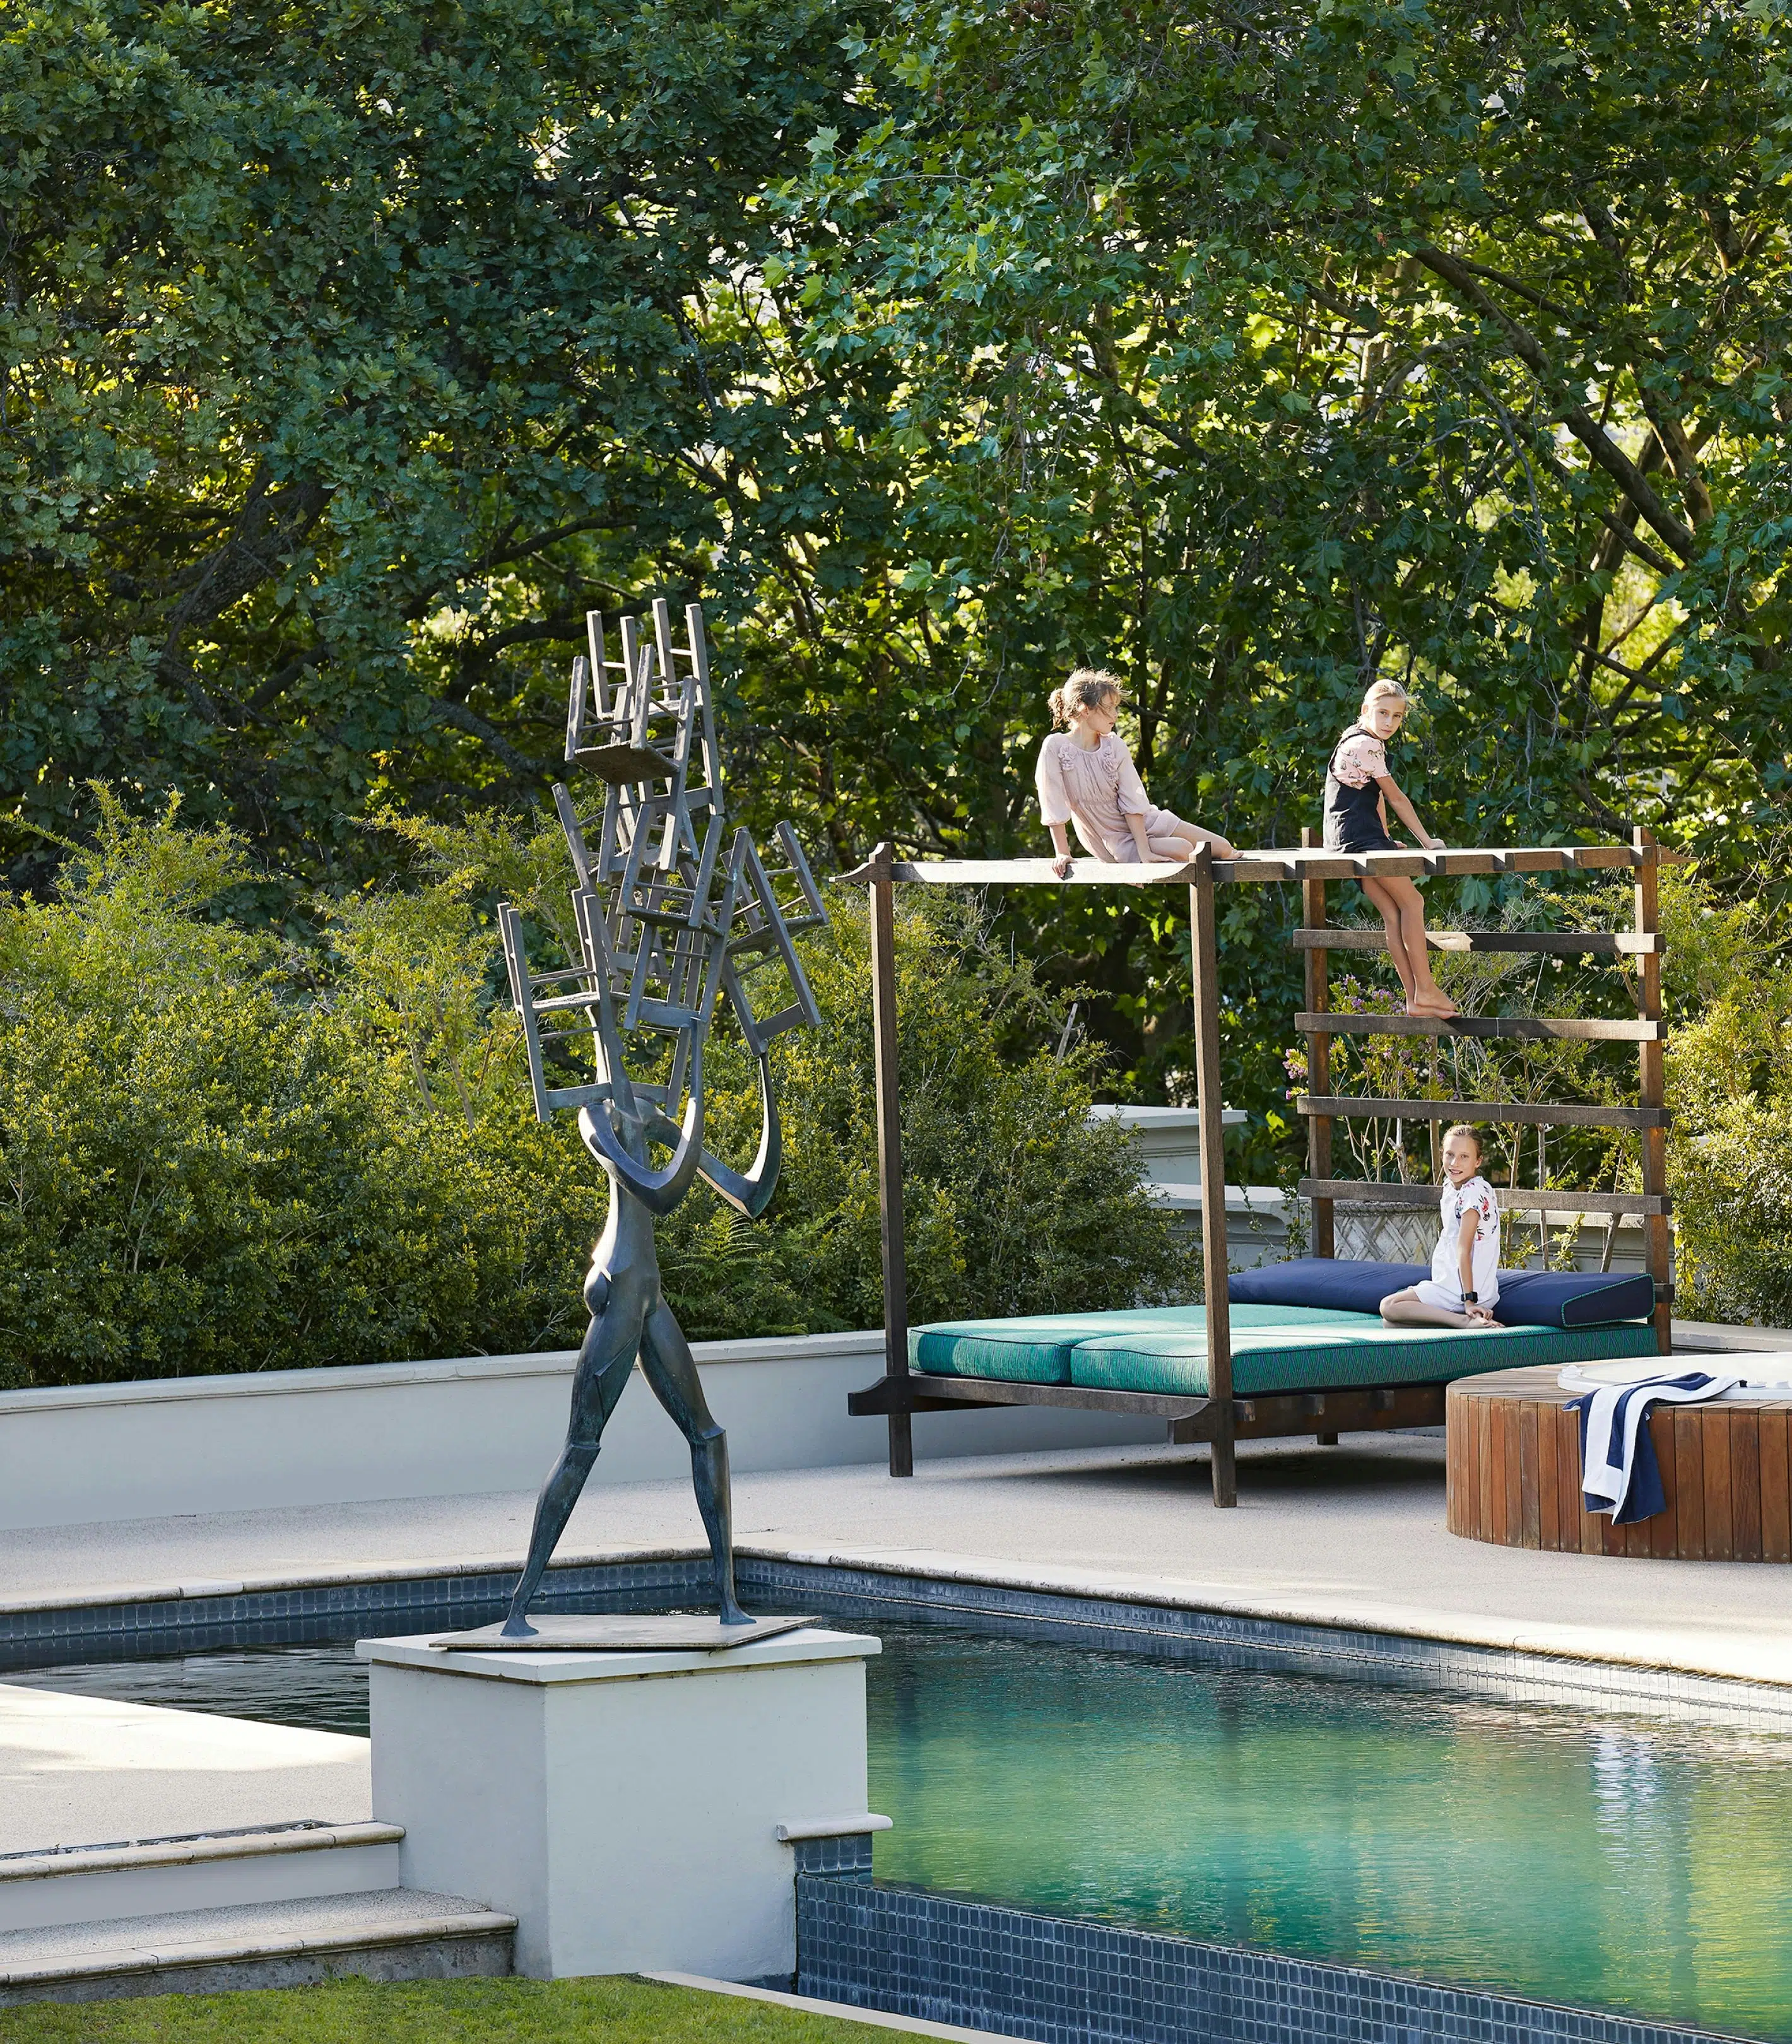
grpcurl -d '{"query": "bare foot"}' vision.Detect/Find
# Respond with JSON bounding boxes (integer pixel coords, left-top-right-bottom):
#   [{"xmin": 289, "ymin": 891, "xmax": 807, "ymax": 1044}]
[{"xmin": 1406, "ymin": 994, "xmax": 1459, "ymax": 1018}]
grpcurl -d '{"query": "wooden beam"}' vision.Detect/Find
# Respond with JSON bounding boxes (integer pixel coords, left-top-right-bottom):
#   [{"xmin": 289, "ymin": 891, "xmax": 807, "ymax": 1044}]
[
  {"xmin": 1190, "ymin": 850, "xmax": 1237, "ymax": 1508},
  {"xmin": 1288, "ymin": 928, "xmax": 1663, "ymax": 956},
  {"xmin": 835, "ymin": 843, "xmax": 1682, "ymax": 888},
  {"xmin": 1298, "ymin": 1095, "xmax": 1670, "ymax": 1130},
  {"xmin": 1297, "ymin": 1178, "xmax": 1671, "ymax": 1216},
  {"xmin": 847, "ymin": 1374, "xmax": 1216, "ymax": 1425},
  {"xmin": 1232, "ymin": 1384, "xmax": 1446, "ymax": 1438},
  {"xmin": 851, "ymin": 1373, "xmax": 1445, "ymax": 1442},
  {"xmin": 1634, "ymin": 825, "xmax": 1673, "ymax": 1355},
  {"xmin": 1294, "ymin": 1011, "xmax": 1666, "ymax": 1043},
  {"xmin": 1300, "ymin": 825, "xmax": 1334, "ymax": 1261},
  {"xmin": 868, "ymin": 845, "xmax": 912, "ymax": 1477}
]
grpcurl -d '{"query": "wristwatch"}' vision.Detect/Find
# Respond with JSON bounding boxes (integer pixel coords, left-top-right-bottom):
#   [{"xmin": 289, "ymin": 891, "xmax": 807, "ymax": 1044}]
[{"xmin": 1462, "ymin": 1289, "xmax": 1478, "ymax": 1303}]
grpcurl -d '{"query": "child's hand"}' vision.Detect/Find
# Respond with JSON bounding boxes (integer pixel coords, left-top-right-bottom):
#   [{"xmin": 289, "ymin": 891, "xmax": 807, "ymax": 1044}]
[
  {"xmin": 1466, "ymin": 1302, "xmax": 1495, "ymax": 1324},
  {"xmin": 1422, "ymin": 833, "xmax": 1446, "ymax": 852},
  {"xmin": 1052, "ymin": 853, "xmax": 1075, "ymax": 879}
]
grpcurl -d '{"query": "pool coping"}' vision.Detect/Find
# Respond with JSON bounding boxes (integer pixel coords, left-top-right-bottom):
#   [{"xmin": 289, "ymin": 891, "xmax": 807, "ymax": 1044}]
[{"xmin": 5, "ymin": 1542, "xmax": 1792, "ymax": 1726}]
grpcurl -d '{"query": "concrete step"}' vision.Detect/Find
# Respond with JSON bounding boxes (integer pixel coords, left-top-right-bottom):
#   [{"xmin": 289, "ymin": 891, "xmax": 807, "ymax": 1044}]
[
  {"xmin": 0, "ymin": 1888, "xmax": 516, "ymax": 2006},
  {"xmin": 0, "ymin": 1819, "xmax": 405, "ymax": 1934}
]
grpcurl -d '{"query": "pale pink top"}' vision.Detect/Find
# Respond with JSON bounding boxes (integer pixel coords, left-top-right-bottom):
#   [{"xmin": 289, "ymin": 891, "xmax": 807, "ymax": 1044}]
[
  {"xmin": 1331, "ymin": 730, "xmax": 1388, "ymax": 788},
  {"xmin": 1036, "ymin": 732, "xmax": 1155, "ymax": 861}
]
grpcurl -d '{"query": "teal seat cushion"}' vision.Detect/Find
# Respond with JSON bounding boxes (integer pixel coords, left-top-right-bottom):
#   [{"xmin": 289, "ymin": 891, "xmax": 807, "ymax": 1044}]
[
  {"xmin": 911, "ymin": 1305, "xmax": 1215, "ymax": 1385},
  {"xmin": 1066, "ymin": 1310, "xmax": 1660, "ymax": 1397}
]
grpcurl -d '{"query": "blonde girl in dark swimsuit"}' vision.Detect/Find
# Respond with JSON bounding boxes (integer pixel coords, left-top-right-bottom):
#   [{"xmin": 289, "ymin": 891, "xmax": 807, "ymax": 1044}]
[{"xmin": 1323, "ymin": 679, "xmax": 1457, "ymax": 1018}]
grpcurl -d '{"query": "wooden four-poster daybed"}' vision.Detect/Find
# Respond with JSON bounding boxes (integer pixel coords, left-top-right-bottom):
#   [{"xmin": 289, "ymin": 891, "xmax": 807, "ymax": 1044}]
[{"xmin": 840, "ymin": 830, "xmax": 1675, "ymax": 1508}]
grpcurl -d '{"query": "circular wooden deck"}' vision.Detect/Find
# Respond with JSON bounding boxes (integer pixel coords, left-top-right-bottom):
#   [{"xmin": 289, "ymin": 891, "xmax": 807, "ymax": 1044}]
[{"xmin": 1446, "ymin": 1365, "xmax": 1792, "ymax": 1561}]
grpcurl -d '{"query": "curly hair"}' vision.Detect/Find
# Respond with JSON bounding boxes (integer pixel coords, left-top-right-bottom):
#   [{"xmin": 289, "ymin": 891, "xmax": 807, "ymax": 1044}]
[{"xmin": 1048, "ymin": 668, "xmax": 1124, "ymax": 730}]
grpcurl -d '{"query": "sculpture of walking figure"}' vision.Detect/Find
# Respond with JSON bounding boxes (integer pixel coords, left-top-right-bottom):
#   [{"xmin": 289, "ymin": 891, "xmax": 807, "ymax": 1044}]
[{"xmin": 496, "ymin": 601, "xmax": 827, "ymax": 1638}]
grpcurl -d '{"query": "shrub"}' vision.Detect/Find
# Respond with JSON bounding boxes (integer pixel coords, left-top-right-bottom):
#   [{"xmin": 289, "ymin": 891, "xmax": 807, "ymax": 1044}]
[
  {"xmin": 1658, "ymin": 857, "xmax": 1792, "ymax": 1327},
  {"xmin": 0, "ymin": 802, "xmax": 1185, "ymax": 1387}
]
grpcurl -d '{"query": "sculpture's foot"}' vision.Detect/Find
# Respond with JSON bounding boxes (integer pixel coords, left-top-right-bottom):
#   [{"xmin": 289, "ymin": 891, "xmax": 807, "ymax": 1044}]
[
  {"xmin": 719, "ymin": 1595, "xmax": 753, "ymax": 1627},
  {"xmin": 500, "ymin": 1609, "xmax": 539, "ymax": 1640}
]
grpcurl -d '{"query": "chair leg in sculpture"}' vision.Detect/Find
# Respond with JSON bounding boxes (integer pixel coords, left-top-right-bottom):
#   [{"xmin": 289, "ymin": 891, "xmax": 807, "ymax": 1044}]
[
  {"xmin": 640, "ymin": 1301, "xmax": 750, "ymax": 1625},
  {"xmin": 502, "ymin": 1308, "xmax": 644, "ymax": 1636}
]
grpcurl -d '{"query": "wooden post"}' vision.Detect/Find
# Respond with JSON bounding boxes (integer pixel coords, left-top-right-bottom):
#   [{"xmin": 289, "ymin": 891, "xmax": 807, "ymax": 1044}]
[
  {"xmin": 1300, "ymin": 826, "xmax": 1335, "ymax": 1259},
  {"xmin": 1191, "ymin": 850, "xmax": 1237, "ymax": 1508},
  {"xmin": 869, "ymin": 845, "xmax": 914, "ymax": 1475},
  {"xmin": 1633, "ymin": 825, "xmax": 1673, "ymax": 1355}
]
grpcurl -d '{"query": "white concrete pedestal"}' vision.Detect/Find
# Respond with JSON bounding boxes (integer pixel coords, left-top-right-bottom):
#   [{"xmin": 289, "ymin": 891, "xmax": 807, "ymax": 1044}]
[{"xmin": 358, "ymin": 1624, "xmax": 881, "ymax": 1982}]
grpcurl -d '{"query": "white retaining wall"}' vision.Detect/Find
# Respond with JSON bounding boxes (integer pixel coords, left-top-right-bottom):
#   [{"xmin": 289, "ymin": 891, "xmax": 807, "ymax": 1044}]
[{"xmin": 0, "ymin": 1331, "xmax": 1162, "ymax": 1533}]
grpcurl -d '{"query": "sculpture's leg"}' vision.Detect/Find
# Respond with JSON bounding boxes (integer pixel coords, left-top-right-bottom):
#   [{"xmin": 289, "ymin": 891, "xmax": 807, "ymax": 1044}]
[
  {"xmin": 639, "ymin": 1303, "xmax": 750, "ymax": 1625},
  {"xmin": 502, "ymin": 1299, "xmax": 645, "ymax": 1637}
]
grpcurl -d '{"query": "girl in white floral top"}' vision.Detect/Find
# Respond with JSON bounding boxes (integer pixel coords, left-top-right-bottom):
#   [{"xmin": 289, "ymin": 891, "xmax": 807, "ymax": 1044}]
[{"xmin": 1036, "ymin": 670, "xmax": 1234, "ymax": 875}]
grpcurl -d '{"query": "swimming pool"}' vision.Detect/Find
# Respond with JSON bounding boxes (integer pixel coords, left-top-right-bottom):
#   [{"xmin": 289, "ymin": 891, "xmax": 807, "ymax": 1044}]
[{"xmin": 13, "ymin": 1623, "xmax": 1792, "ymax": 2038}]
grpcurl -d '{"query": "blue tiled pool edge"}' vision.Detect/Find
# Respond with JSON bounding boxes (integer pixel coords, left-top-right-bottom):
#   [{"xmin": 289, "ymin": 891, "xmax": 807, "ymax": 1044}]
[
  {"xmin": 6, "ymin": 1549, "xmax": 1792, "ymax": 1727},
  {"xmin": 796, "ymin": 1877, "xmax": 1752, "ymax": 2044}
]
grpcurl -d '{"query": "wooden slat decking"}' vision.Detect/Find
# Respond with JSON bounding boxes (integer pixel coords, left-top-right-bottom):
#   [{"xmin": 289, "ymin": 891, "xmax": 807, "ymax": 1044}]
[
  {"xmin": 841, "ymin": 844, "xmax": 1678, "ymax": 888},
  {"xmin": 1447, "ymin": 1368, "xmax": 1792, "ymax": 1561}
]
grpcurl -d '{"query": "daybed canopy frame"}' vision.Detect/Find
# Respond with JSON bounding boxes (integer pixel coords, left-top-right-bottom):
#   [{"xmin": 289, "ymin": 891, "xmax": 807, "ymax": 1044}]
[{"xmin": 843, "ymin": 833, "xmax": 1673, "ymax": 1507}]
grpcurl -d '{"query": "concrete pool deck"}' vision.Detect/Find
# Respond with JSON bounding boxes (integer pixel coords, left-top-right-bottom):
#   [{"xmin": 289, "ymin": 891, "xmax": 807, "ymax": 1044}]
[
  {"xmin": 7, "ymin": 1333, "xmax": 1792, "ymax": 1688},
  {"xmin": 0, "ymin": 1684, "xmax": 370, "ymax": 1857}
]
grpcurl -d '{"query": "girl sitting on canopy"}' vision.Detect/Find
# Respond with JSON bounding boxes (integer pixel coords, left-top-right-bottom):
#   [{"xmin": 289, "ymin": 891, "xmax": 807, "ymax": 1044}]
[
  {"xmin": 1037, "ymin": 669, "xmax": 1234, "ymax": 877},
  {"xmin": 1323, "ymin": 678, "xmax": 1457, "ymax": 1018}
]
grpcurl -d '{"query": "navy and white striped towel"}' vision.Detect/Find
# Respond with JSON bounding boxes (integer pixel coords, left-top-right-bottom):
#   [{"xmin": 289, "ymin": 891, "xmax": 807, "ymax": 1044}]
[{"xmin": 1564, "ymin": 1371, "xmax": 1744, "ymax": 1525}]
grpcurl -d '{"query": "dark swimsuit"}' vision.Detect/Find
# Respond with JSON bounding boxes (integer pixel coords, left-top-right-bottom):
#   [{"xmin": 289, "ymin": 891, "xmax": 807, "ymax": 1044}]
[{"xmin": 1323, "ymin": 725, "xmax": 1399, "ymax": 853}]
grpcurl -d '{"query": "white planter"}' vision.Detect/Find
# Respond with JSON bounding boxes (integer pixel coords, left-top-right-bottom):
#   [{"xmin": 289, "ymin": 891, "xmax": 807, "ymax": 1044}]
[
  {"xmin": 0, "ymin": 1330, "xmax": 1162, "ymax": 1533},
  {"xmin": 1087, "ymin": 1104, "xmax": 1249, "ymax": 1186}
]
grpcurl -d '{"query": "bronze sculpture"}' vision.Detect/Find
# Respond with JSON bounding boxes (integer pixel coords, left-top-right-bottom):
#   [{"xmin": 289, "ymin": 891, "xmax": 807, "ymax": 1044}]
[{"xmin": 496, "ymin": 601, "xmax": 827, "ymax": 1636}]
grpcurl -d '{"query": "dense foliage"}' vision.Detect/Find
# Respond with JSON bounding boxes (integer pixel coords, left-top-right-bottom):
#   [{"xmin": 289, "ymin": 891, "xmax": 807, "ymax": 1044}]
[
  {"xmin": 9, "ymin": 0, "xmax": 1792, "ymax": 1156},
  {"xmin": 0, "ymin": 804, "xmax": 1182, "ymax": 1389}
]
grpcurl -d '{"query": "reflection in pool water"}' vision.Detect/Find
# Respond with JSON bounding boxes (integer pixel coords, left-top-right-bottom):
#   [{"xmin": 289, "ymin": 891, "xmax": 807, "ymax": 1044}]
[{"xmin": 14, "ymin": 1623, "xmax": 1792, "ymax": 2038}]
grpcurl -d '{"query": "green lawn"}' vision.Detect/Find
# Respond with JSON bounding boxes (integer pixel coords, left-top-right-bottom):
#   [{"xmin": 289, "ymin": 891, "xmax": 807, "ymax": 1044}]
[{"xmin": 0, "ymin": 1976, "xmax": 923, "ymax": 2042}]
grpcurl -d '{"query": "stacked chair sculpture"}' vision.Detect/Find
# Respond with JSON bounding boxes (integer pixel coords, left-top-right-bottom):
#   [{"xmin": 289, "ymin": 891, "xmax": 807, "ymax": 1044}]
[{"xmin": 496, "ymin": 601, "xmax": 828, "ymax": 1635}]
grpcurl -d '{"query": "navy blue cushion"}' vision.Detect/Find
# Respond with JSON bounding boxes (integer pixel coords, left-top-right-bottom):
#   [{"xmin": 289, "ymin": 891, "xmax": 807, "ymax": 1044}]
[
  {"xmin": 1494, "ymin": 1267, "xmax": 1656, "ymax": 1328},
  {"xmin": 1230, "ymin": 1259, "xmax": 1427, "ymax": 1316},
  {"xmin": 1229, "ymin": 1258, "xmax": 1654, "ymax": 1330}
]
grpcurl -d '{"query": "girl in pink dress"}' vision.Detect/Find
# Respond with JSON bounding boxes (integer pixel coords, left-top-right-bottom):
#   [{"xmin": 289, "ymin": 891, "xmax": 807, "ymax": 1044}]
[{"xmin": 1035, "ymin": 671, "xmax": 1235, "ymax": 875}]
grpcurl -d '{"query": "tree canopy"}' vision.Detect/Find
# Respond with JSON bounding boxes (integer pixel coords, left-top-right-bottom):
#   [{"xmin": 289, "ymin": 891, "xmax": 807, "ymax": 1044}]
[{"xmin": 6, "ymin": 0, "xmax": 1789, "ymax": 1141}]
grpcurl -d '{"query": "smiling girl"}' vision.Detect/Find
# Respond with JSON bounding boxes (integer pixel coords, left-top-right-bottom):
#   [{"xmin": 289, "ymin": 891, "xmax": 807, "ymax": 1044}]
[
  {"xmin": 1379, "ymin": 1124, "xmax": 1500, "ymax": 1329},
  {"xmin": 1323, "ymin": 678, "xmax": 1456, "ymax": 1017}
]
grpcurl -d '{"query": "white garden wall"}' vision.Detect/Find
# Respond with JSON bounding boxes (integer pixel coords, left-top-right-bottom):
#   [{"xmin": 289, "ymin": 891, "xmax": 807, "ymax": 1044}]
[{"xmin": 0, "ymin": 1330, "xmax": 1160, "ymax": 1532}]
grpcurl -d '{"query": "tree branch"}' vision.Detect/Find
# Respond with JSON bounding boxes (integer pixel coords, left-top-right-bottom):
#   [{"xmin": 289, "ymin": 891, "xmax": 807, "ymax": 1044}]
[
  {"xmin": 1410, "ymin": 244, "xmax": 1698, "ymax": 561},
  {"xmin": 429, "ymin": 699, "xmax": 553, "ymax": 781}
]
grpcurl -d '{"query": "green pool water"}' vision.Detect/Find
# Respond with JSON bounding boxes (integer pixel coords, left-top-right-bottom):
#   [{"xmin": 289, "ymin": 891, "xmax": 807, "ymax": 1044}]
[
  {"xmin": 867, "ymin": 1631, "xmax": 1792, "ymax": 2041},
  {"xmin": 14, "ymin": 1621, "xmax": 1792, "ymax": 2038}
]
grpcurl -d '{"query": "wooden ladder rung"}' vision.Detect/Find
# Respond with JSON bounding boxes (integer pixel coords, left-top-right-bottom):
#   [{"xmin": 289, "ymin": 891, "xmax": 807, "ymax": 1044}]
[
  {"xmin": 1295, "ymin": 1011, "xmax": 1664, "ymax": 1043},
  {"xmin": 1290, "ymin": 928, "xmax": 1663, "ymax": 957},
  {"xmin": 1299, "ymin": 1178, "xmax": 1671, "ymax": 1216},
  {"xmin": 1298, "ymin": 1095, "xmax": 1671, "ymax": 1130}
]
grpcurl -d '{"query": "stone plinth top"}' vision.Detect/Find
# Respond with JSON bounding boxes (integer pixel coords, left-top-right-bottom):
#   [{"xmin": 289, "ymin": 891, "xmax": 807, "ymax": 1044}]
[{"xmin": 357, "ymin": 1624, "xmax": 880, "ymax": 1686}]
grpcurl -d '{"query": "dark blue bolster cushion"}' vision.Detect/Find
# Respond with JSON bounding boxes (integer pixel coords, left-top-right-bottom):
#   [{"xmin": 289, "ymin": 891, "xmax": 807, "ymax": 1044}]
[{"xmin": 1228, "ymin": 1259, "xmax": 1654, "ymax": 1329}]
